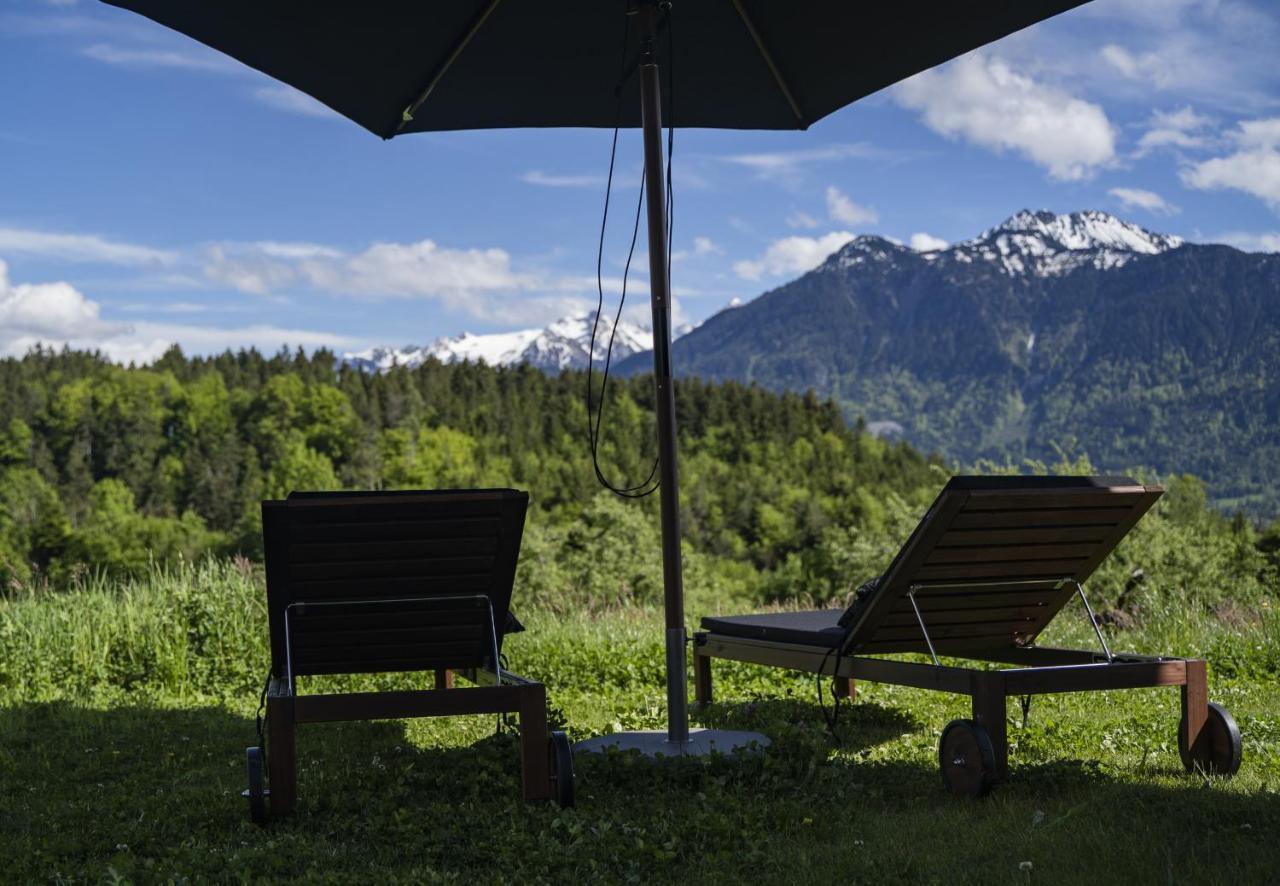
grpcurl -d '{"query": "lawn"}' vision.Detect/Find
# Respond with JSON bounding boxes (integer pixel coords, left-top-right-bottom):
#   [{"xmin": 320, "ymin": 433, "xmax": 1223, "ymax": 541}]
[{"xmin": 1, "ymin": 560, "xmax": 1277, "ymax": 884}]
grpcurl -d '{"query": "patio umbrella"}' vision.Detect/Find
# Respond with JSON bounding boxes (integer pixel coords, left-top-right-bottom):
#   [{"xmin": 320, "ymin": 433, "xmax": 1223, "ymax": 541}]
[{"xmin": 101, "ymin": 0, "xmax": 1090, "ymax": 756}]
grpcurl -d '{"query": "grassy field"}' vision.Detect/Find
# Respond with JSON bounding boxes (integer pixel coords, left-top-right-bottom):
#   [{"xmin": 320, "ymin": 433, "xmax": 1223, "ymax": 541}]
[{"xmin": 2, "ymin": 560, "xmax": 1278, "ymax": 884}]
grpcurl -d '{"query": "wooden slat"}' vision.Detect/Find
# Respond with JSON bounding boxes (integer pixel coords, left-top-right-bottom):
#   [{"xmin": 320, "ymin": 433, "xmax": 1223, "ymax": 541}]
[
  {"xmin": 963, "ymin": 489, "xmax": 1146, "ymax": 511},
  {"xmin": 938, "ymin": 526, "xmax": 1112, "ymax": 546},
  {"xmin": 291, "ymin": 609, "xmax": 489, "ymax": 633},
  {"xmin": 288, "ymin": 517, "xmax": 500, "ymax": 543},
  {"xmin": 293, "ymin": 685, "xmax": 531, "ymax": 724},
  {"xmin": 951, "ymin": 509, "xmax": 1126, "ymax": 529},
  {"xmin": 288, "ymin": 556, "xmax": 495, "ymax": 582},
  {"xmin": 297, "ymin": 657, "xmax": 481, "ymax": 676},
  {"xmin": 295, "ymin": 640, "xmax": 483, "ymax": 661},
  {"xmin": 292, "ymin": 625, "xmax": 486, "ymax": 649},
  {"xmin": 864, "ymin": 620, "xmax": 1031, "ymax": 642},
  {"xmin": 289, "ymin": 537, "xmax": 498, "ymax": 563},
  {"xmin": 915, "ymin": 559, "xmax": 1088, "ymax": 581},
  {"xmin": 900, "ymin": 588, "xmax": 1058, "ymax": 608},
  {"xmin": 289, "ymin": 575, "xmax": 494, "ymax": 599},
  {"xmin": 1003, "ymin": 660, "xmax": 1186, "ymax": 694},
  {"xmin": 286, "ymin": 499, "xmax": 504, "ymax": 523},
  {"xmin": 926, "ymin": 543, "xmax": 1097, "ymax": 564},
  {"xmin": 878, "ymin": 606, "xmax": 1047, "ymax": 627}
]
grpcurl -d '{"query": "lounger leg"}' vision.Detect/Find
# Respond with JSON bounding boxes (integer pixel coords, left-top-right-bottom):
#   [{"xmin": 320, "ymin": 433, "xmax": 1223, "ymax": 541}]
[
  {"xmin": 266, "ymin": 678, "xmax": 298, "ymax": 816},
  {"xmin": 1181, "ymin": 659, "xmax": 1209, "ymax": 763},
  {"xmin": 517, "ymin": 683, "xmax": 551, "ymax": 802},
  {"xmin": 833, "ymin": 676, "xmax": 855, "ymax": 701},
  {"xmin": 694, "ymin": 650, "xmax": 713, "ymax": 707},
  {"xmin": 434, "ymin": 669, "xmax": 454, "ymax": 690},
  {"xmin": 971, "ymin": 673, "xmax": 1008, "ymax": 781}
]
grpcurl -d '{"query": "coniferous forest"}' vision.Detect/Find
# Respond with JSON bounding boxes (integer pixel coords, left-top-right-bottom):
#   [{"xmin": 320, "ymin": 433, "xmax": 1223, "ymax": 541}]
[{"xmin": 2, "ymin": 345, "xmax": 1278, "ymax": 614}]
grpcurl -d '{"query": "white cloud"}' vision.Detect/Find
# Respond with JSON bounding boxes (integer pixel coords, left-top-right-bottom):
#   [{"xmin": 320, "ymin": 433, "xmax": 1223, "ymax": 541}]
[
  {"xmin": 732, "ymin": 231, "xmax": 854, "ymax": 281},
  {"xmin": 693, "ymin": 237, "xmax": 720, "ymax": 256},
  {"xmin": 894, "ymin": 53, "xmax": 1115, "ymax": 181},
  {"xmin": 1181, "ymin": 117, "xmax": 1280, "ymax": 210},
  {"xmin": 720, "ymin": 143, "xmax": 880, "ymax": 182},
  {"xmin": 1137, "ymin": 106, "xmax": 1214, "ymax": 155},
  {"xmin": 785, "ymin": 211, "xmax": 820, "ymax": 229},
  {"xmin": 520, "ymin": 170, "xmax": 607, "ymax": 188},
  {"xmin": 82, "ymin": 42, "xmax": 236, "ymax": 73},
  {"xmin": 1108, "ymin": 187, "xmax": 1179, "ymax": 215},
  {"xmin": 252, "ymin": 85, "xmax": 336, "ymax": 119},
  {"xmin": 1211, "ymin": 231, "xmax": 1280, "ymax": 253},
  {"xmin": 824, "ymin": 186, "xmax": 878, "ymax": 226},
  {"xmin": 0, "ymin": 227, "xmax": 176, "ymax": 266},
  {"xmin": 0, "ymin": 259, "xmax": 352, "ymax": 362},
  {"xmin": 909, "ymin": 232, "xmax": 949, "ymax": 252},
  {"xmin": 1100, "ymin": 44, "xmax": 1186, "ymax": 89}
]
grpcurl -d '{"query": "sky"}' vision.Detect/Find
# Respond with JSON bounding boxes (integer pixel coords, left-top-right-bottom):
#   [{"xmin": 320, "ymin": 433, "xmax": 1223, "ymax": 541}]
[{"xmin": 2, "ymin": 0, "xmax": 1280, "ymax": 362}]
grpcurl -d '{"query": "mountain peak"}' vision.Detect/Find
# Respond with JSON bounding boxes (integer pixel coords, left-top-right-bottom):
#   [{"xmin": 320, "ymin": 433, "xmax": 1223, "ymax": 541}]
[
  {"xmin": 343, "ymin": 310, "xmax": 668, "ymax": 374},
  {"xmin": 947, "ymin": 209, "xmax": 1183, "ymax": 277},
  {"xmin": 823, "ymin": 233, "xmax": 911, "ymax": 271}
]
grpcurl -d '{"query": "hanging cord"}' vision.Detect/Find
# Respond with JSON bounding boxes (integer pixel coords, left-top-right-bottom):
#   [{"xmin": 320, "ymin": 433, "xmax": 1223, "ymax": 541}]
[
  {"xmin": 815, "ymin": 643, "xmax": 843, "ymax": 743},
  {"xmin": 254, "ymin": 669, "xmax": 271, "ymax": 775},
  {"xmin": 1019, "ymin": 694, "xmax": 1033, "ymax": 730},
  {"xmin": 587, "ymin": 2, "xmax": 676, "ymax": 499}
]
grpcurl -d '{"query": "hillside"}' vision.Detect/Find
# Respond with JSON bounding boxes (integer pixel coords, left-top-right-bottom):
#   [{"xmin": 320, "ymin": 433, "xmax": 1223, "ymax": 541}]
[{"xmin": 619, "ymin": 211, "xmax": 1280, "ymax": 515}]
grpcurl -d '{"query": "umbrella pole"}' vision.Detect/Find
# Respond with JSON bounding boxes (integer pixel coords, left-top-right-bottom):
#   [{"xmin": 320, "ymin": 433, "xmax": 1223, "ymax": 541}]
[
  {"xmin": 638, "ymin": 35, "xmax": 688, "ymax": 746},
  {"xmin": 576, "ymin": 1, "xmax": 768, "ymax": 758}
]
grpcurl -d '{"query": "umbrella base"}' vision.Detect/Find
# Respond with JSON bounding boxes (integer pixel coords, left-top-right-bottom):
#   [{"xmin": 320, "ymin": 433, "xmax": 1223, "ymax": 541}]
[{"xmin": 575, "ymin": 728, "xmax": 769, "ymax": 759}]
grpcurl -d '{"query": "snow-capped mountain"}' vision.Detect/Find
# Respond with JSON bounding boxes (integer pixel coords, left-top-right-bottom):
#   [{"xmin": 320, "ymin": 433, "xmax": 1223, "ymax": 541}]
[
  {"xmin": 821, "ymin": 209, "xmax": 1184, "ymax": 279},
  {"xmin": 343, "ymin": 311, "xmax": 673, "ymax": 374},
  {"xmin": 938, "ymin": 209, "xmax": 1184, "ymax": 276}
]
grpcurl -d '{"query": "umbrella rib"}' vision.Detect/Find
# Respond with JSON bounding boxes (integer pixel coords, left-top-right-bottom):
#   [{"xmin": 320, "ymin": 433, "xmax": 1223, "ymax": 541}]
[
  {"xmin": 729, "ymin": 0, "xmax": 806, "ymax": 128},
  {"xmin": 392, "ymin": 0, "xmax": 504, "ymax": 136}
]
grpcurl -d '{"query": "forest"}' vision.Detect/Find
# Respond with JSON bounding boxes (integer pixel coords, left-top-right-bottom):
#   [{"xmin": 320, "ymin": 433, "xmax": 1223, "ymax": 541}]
[{"xmin": 1, "ymin": 345, "xmax": 1277, "ymax": 614}]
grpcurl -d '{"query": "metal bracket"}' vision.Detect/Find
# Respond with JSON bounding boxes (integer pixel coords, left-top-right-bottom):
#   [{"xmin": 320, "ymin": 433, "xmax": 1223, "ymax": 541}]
[
  {"xmin": 906, "ymin": 586, "xmax": 940, "ymax": 667},
  {"xmin": 1059, "ymin": 579, "xmax": 1113, "ymax": 663}
]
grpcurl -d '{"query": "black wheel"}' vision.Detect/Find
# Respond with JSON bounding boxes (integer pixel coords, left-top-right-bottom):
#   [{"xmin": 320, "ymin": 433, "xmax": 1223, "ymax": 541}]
[
  {"xmin": 939, "ymin": 719, "xmax": 996, "ymax": 798},
  {"xmin": 243, "ymin": 746, "xmax": 267, "ymax": 824},
  {"xmin": 1179, "ymin": 702, "xmax": 1242, "ymax": 776},
  {"xmin": 548, "ymin": 731, "xmax": 575, "ymax": 809}
]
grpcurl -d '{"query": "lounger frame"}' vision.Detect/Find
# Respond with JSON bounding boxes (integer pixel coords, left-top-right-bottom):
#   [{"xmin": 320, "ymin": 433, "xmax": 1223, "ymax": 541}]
[{"xmin": 693, "ymin": 631, "xmax": 1211, "ymax": 781}]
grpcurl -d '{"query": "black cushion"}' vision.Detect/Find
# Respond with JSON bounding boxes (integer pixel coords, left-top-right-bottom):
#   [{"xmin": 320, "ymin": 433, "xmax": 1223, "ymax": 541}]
[
  {"xmin": 700, "ymin": 609, "xmax": 846, "ymax": 648},
  {"xmin": 943, "ymin": 475, "xmax": 1137, "ymax": 491}
]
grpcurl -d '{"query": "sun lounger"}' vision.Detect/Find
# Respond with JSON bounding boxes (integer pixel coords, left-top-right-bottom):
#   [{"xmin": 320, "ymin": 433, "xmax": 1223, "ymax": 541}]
[
  {"xmin": 695, "ymin": 476, "xmax": 1242, "ymax": 795},
  {"xmin": 243, "ymin": 488, "xmax": 573, "ymax": 822}
]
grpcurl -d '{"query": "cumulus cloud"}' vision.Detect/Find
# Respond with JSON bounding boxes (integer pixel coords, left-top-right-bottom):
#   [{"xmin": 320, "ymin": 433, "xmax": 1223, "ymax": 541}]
[
  {"xmin": 909, "ymin": 232, "xmax": 949, "ymax": 252},
  {"xmin": 0, "ymin": 227, "xmax": 176, "ymax": 266},
  {"xmin": 825, "ymin": 186, "xmax": 878, "ymax": 226},
  {"xmin": 0, "ymin": 259, "xmax": 352, "ymax": 362},
  {"xmin": 1137, "ymin": 107, "xmax": 1214, "ymax": 155},
  {"xmin": 894, "ymin": 53, "xmax": 1115, "ymax": 181},
  {"xmin": 1108, "ymin": 187, "xmax": 1179, "ymax": 215},
  {"xmin": 1211, "ymin": 231, "xmax": 1280, "ymax": 253},
  {"xmin": 1181, "ymin": 117, "xmax": 1280, "ymax": 210},
  {"xmin": 732, "ymin": 231, "xmax": 854, "ymax": 281}
]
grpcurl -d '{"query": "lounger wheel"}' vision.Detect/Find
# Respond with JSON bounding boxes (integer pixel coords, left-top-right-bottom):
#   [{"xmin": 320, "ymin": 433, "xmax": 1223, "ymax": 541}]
[
  {"xmin": 939, "ymin": 719, "xmax": 996, "ymax": 798},
  {"xmin": 243, "ymin": 746, "xmax": 269, "ymax": 825},
  {"xmin": 1179, "ymin": 702, "xmax": 1242, "ymax": 776},
  {"xmin": 548, "ymin": 731, "xmax": 575, "ymax": 809}
]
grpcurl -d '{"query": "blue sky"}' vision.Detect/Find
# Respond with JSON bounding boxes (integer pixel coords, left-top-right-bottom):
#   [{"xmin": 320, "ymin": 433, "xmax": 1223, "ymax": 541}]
[{"xmin": 2, "ymin": 0, "xmax": 1279, "ymax": 361}]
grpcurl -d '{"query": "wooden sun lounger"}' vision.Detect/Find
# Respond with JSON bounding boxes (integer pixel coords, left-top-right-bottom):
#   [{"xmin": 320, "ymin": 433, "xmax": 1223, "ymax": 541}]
[
  {"xmin": 242, "ymin": 488, "xmax": 573, "ymax": 823},
  {"xmin": 694, "ymin": 476, "xmax": 1243, "ymax": 796}
]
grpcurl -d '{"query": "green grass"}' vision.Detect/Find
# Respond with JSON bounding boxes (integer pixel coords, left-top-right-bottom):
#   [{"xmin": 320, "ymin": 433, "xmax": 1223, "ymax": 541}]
[{"xmin": 2, "ymin": 560, "xmax": 1278, "ymax": 884}]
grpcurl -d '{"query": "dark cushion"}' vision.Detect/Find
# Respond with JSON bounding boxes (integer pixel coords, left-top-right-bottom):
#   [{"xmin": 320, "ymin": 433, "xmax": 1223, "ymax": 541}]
[{"xmin": 700, "ymin": 609, "xmax": 846, "ymax": 648}]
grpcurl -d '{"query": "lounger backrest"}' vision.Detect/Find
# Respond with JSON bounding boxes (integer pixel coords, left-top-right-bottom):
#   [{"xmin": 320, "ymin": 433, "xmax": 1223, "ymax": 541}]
[
  {"xmin": 261, "ymin": 488, "xmax": 528, "ymax": 678},
  {"xmin": 843, "ymin": 476, "xmax": 1161, "ymax": 656}
]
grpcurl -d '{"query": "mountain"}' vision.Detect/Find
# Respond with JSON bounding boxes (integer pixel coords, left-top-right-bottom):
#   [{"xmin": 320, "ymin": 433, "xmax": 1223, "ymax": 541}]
[
  {"xmin": 343, "ymin": 311, "xmax": 668, "ymax": 373},
  {"xmin": 618, "ymin": 210, "xmax": 1280, "ymax": 514}
]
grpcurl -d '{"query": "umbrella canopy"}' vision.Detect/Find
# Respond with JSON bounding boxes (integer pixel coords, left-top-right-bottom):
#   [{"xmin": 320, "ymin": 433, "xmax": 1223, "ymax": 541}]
[
  {"xmin": 102, "ymin": 1, "xmax": 1085, "ymax": 136},
  {"xmin": 100, "ymin": 0, "xmax": 1091, "ymax": 754}
]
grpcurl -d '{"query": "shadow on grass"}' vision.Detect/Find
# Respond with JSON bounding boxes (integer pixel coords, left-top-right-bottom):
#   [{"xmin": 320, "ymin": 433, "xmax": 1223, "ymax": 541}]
[{"xmin": 1, "ymin": 699, "xmax": 1275, "ymax": 883}]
